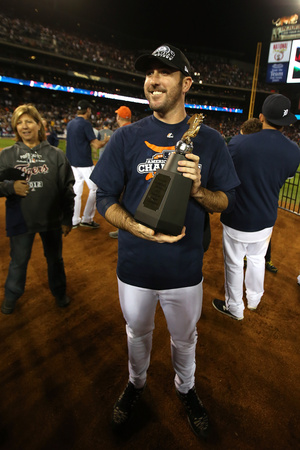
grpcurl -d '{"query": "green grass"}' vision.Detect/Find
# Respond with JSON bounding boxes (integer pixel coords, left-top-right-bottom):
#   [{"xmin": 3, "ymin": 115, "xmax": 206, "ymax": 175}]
[
  {"xmin": 0, "ymin": 137, "xmax": 66, "ymax": 152},
  {"xmin": 0, "ymin": 138, "xmax": 16, "ymax": 149}
]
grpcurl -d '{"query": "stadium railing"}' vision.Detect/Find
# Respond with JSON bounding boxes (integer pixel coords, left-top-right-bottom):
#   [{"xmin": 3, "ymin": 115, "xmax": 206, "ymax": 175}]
[{"xmin": 279, "ymin": 168, "xmax": 300, "ymax": 215}]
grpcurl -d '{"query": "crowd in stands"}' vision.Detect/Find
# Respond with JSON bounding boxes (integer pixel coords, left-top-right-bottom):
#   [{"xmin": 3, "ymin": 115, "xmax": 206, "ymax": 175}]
[
  {"xmin": 0, "ymin": 12, "xmax": 299, "ymax": 145},
  {"xmin": 0, "ymin": 62, "xmax": 247, "ymax": 112},
  {"xmin": 1, "ymin": 92, "xmax": 299, "ymax": 145},
  {"xmin": 0, "ymin": 12, "xmax": 271, "ymax": 90}
]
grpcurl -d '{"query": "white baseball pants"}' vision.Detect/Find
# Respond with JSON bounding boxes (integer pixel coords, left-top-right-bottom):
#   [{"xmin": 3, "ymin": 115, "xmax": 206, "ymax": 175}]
[
  {"xmin": 71, "ymin": 166, "xmax": 97, "ymax": 226},
  {"xmin": 117, "ymin": 278, "xmax": 203, "ymax": 394},
  {"xmin": 222, "ymin": 225, "xmax": 273, "ymax": 317}
]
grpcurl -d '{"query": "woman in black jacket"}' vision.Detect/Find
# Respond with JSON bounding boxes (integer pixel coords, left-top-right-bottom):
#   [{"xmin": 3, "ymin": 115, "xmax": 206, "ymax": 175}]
[{"xmin": 0, "ymin": 104, "xmax": 75, "ymax": 314}]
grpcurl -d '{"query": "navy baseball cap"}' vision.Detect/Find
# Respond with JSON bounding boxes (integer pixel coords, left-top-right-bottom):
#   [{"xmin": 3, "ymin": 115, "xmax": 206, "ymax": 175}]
[
  {"xmin": 262, "ymin": 94, "xmax": 297, "ymax": 126},
  {"xmin": 135, "ymin": 44, "xmax": 192, "ymax": 77},
  {"xmin": 77, "ymin": 99, "xmax": 93, "ymax": 110}
]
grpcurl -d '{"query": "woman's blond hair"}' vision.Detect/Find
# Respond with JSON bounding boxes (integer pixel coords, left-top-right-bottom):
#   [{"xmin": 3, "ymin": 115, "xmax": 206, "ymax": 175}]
[{"xmin": 11, "ymin": 104, "xmax": 46, "ymax": 142}]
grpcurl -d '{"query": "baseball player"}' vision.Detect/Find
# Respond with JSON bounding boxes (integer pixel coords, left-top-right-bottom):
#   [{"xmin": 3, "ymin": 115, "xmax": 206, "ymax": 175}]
[
  {"xmin": 91, "ymin": 43, "xmax": 240, "ymax": 438},
  {"xmin": 213, "ymin": 94, "xmax": 300, "ymax": 320},
  {"xmin": 66, "ymin": 100, "xmax": 109, "ymax": 229},
  {"xmin": 237, "ymin": 118, "xmax": 278, "ymax": 273}
]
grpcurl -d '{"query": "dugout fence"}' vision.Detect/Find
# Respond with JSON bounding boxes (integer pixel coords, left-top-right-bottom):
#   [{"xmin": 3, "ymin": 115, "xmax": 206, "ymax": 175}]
[{"xmin": 279, "ymin": 168, "xmax": 300, "ymax": 215}]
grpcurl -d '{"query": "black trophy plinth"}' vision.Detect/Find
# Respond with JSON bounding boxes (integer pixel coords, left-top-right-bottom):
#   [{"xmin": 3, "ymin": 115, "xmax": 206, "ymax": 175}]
[{"xmin": 134, "ymin": 151, "xmax": 192, "ymax": 236}]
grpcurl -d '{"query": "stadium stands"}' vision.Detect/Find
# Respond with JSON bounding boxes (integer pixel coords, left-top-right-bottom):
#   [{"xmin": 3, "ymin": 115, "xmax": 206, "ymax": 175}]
[{"xmin": 0, "ymin": 12, "xmax": 299, "ymax": 143}]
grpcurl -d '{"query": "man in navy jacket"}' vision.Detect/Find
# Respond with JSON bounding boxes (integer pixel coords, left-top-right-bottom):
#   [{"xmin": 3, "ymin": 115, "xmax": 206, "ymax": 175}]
[{"xmin": 213, "ymin": 94, "xmax": 300, "ymax": 320}]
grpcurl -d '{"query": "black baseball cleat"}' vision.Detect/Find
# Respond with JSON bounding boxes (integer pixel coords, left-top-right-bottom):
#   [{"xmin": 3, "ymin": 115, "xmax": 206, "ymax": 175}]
[
  {"xmin": 212, "ymin": 298, "xmax": 243, "ymax": 320},
  {"xmin": 265, "ymin": 260, "xmax": 278, "ymax": 273},
  {"xmin": 112, "ymin": 381, "xmax": 145, "ymax": 429},
  {"xmin": 79, "ymin": 221, "xmax": 100, "ymax": 229},
  {"xmin": 176, "ymin": 386, "xmax": 210, "ymax": 438}
]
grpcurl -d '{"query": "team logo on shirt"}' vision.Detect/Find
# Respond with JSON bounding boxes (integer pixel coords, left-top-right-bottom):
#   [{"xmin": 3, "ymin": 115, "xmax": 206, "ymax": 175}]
[
  {"xmin": 137, "ymin": 141, "xmax": 176, "ymax": 180},
  {"xmin": 15, "ymin": 152, "xmax": 49, "ymax": 190},
  {"xmin": 137, "ymin": 141, "xmax": 201, "ymax": 181}
]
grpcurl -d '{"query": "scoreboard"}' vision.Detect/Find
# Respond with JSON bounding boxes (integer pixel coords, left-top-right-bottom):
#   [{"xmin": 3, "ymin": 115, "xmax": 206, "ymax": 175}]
[{"xmin": 267, "ymin": 22, "xmax": 300, "ymax": 83}]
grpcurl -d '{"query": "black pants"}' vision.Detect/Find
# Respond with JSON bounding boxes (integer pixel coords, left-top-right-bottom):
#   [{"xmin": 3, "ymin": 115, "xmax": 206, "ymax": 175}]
[
  {"xmin": 265, "ymin": 240, "xmax": 271, "ymax": 261},
  {"xmin": 5, "ymin": 229, "xmax": 66, "ymax": 301}
]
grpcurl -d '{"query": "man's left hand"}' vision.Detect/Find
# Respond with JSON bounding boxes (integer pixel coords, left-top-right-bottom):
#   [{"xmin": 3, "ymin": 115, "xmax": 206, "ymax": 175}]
[{"xmin": 177, "ymin": 153, "xmax": 201, "ymax": 197}]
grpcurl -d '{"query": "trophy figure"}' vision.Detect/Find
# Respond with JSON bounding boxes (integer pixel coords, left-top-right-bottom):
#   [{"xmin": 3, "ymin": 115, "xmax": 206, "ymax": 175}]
[{"xmin": 134, "ymin": 114, "xmax": 204, "ymax": 235}]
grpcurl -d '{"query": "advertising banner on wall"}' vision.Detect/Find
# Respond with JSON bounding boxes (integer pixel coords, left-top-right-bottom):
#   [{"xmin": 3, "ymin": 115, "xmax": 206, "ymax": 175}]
[
  {"xmin": 268, "ymin": 41, "xmax": 292, "ymax": 63},
  {"xmin": 266, "ymin": 62, "xmax": 289, "ymax": 83},
  {"xmin": 271, "ymin": 24, "xmax": 300, "ymax": 41}
]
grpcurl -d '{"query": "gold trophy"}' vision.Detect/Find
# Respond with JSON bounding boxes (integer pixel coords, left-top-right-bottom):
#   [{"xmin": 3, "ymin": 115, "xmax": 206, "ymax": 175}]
[{"xmin": 134, "ymin": 114, "xmax": 204, "ymax": 235}]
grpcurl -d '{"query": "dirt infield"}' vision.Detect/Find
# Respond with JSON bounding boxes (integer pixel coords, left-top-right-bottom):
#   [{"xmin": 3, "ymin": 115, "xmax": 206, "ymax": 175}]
[{"xmin": 0, "ymin": 187, "xmax": 299, "ymax": 450}]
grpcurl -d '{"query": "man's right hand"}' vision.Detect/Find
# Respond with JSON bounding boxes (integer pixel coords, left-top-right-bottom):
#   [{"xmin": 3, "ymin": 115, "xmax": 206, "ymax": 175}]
[
  {"xmin": 133, "ymin": 222, "xmax": 186, "ymax": 244},
  {"xmin": 105, "ymin": 203, "xmax": 186, "ymax": 244},
  {"xmin": 103, "ymin": 134, "xmax": 110, "ymax": 144}
]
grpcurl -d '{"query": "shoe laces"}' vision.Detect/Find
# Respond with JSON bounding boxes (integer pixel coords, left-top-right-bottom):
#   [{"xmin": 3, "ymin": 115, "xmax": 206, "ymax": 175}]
[
  {"xmin": 180, "ymin": 387, "xmax": 206, "ymax": 415},
  {"xmin": 114, "ymin": 382, "xmax": 144, "ymax": 418},
  {"xmin": 180, "ymin": 387, "xmax": 209, "ymax": 433},
  {"xmin": 113, "ymin": 384, "xmax": 140, "ymax": 424}
]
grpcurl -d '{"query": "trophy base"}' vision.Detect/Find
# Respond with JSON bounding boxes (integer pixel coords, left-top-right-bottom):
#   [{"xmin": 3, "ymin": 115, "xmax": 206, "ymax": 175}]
[{"xmin": 134, "ymin": 169, "xmax": 192, "ymax": 236}]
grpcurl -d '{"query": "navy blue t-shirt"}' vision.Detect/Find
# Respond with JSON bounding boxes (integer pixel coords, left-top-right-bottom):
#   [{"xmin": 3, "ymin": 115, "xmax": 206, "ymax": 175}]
[
  {"xmin": 91, "ymin": 115, "xmax": 240, "ymax": 289},
  {"xmin": 221, "ymin": 129, "xmax": 300, "ymax": 231},
  {"xmin": 66, "ymin": 116, "xmax": 96, "ymax": 167}
]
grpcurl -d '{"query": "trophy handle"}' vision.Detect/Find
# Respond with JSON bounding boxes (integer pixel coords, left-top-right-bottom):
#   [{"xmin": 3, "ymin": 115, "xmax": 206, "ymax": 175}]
[{"xmin": 181, "ymin": 113, "xmax": 204, "ymax": 146}]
